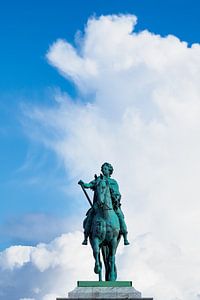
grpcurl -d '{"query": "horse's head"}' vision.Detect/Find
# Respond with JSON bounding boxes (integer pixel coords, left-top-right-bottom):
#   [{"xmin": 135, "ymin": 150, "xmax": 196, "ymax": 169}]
[{"xmin": 95, "ymin": 176, "xmax": 113, "ymax": 210}]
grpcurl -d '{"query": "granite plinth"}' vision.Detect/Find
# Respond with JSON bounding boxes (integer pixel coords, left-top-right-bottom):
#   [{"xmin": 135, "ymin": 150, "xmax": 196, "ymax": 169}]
[{"xmin": 56, "ymin": 281, "xmax": 153, "ymax": 300}]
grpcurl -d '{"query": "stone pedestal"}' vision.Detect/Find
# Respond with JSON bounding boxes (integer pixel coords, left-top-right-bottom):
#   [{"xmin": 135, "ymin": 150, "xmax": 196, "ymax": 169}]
[{"xmin": 56, "ymin": 281, "xmax": 153, "ymax": 300}]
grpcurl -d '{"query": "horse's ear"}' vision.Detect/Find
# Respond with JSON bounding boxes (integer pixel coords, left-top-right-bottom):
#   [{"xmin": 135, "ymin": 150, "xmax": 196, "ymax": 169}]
[
  {"xmin": 94, "ymin": 174, "xmax": 98, "ymax": 180},
  {"xmin": 100, "ymin": 174, "xmax": 103, "ymax": 179}
]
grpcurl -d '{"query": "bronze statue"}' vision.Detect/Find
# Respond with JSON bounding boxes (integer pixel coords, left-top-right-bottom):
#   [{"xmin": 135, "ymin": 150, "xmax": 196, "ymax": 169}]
[{"xmin": 78, "ymin": 162, "xmax": 129, "ymax": 281}]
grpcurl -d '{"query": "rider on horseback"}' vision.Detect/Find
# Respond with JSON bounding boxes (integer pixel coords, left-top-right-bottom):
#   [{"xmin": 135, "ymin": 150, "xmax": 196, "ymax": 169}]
[{"xmin": 78, "ymin": 162, "xmax": 130, "ymax": 246}]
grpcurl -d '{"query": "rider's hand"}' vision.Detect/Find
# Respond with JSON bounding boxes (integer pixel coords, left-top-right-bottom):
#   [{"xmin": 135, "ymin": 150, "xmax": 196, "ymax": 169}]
[{"xmin": 78, "ymin": 180, "xmax": 84, "ymax": 186}]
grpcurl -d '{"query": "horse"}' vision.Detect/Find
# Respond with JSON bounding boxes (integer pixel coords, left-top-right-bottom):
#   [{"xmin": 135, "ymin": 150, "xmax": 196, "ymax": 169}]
[{"xmin": 89, "ymin": 176, "xmax": 121, "ymax": 281}]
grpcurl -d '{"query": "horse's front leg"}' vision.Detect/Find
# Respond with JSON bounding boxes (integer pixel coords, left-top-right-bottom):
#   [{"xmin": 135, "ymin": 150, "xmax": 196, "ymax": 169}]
[
  {"xmin": 92, "ymin": 238, "xmax": 102, "ymax": 278},
  {"xmin": 109, "ymin": 237, "xmax": 118, "ymax": 281}
]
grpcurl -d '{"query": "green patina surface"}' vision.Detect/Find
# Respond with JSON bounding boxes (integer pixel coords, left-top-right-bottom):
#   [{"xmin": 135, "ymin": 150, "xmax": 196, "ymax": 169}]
[
  {"xmin": 77, "ymin": 281, "xmax": 132, "ymax": 287},
  {"xmin": 78, "ymin": 163, "xmax": 130, "ymax": 281}
]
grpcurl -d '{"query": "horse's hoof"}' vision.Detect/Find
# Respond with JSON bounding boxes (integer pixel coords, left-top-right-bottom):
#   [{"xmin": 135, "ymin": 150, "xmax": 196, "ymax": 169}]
[
  {"xmin": 94, "ymin": 264, "xmax": 100, "ymax": 274},
  {"xmin": 108, "ymin": 275, "xmax": 115, "ymax": 281},
  {"xmin": 82, "ymin": 240, "xmax": 88, "ymax": 245}
]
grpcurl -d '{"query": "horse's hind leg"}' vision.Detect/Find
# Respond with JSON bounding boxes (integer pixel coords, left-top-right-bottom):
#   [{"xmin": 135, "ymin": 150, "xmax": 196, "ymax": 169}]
[
  {"xmin": 98, "ymin": 252, "xmax": 102, "ymax": 281},
  {"xmin": 102, "ymin": 246, "xmax": 109, "ymax": 281}
]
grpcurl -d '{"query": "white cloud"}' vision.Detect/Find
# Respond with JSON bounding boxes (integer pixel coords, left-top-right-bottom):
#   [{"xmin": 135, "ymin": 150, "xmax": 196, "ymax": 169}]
[
  {"xmin": 2, "ymin": 13, "xmax": 200, "ymax": 300},
  {"xmin": 0, "ymin": 245, "xmax": 32, "ymax": 270},
  {"xmin": 0, "ymin": 232, "xmax": 95, "ymax": 299}
]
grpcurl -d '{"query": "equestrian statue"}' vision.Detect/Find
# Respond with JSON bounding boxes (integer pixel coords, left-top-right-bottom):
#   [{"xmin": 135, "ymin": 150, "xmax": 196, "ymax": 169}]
[{"xmin": 78, "ymin": 162, "xmax": 129, "ymax": 281}]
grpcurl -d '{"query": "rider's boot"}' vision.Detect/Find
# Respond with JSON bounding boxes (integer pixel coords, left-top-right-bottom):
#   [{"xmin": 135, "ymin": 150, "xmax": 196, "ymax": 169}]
[
  {"xmin": 123, "ymin": 232, "xmax": 130, "ymax": 245},
  {"xmin": 82, "ymin": 232, "xmax": 88, "ymax": 245}
]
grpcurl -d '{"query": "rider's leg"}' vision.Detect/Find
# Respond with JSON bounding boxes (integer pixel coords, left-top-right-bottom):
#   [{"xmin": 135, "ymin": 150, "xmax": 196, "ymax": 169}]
[
  {"xmin": 82, "ymin": 217, "xmax": 89, "ymax": 245},
  {"xmin": 123, "ymin": 232, "xmax": 130, "ymax": 245},
  {"xmin": 82, "ymin": 231, "xmax": 89, "ymax": 245},
  {"xmin": 116, "ymin": 208, "xmax": 130, "ymax": 245},
  {"xmin": 82, "ymin": 210, "xmax": 93, "ymax": 245}
]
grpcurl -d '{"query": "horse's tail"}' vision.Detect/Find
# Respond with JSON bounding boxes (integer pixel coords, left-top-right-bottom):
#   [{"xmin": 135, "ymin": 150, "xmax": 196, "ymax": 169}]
[{"xmin": 101, "ymin": 245, "xmax": 117, "ymax": 281}]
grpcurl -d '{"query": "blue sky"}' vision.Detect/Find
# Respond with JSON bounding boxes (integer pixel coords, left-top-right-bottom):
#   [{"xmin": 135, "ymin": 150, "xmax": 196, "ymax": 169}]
[
  {"xmin": 1, "ymin": 2, "xmax": 200, "ymax": 299},
  {"xmin": 0, "ymin": 0, "xmax": 200, "ymax": 248}
]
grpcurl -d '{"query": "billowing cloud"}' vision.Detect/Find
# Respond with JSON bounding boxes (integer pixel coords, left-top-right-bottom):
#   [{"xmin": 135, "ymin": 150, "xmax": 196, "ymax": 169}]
[
  {"xmin": 2, "ymin": 14, "xmax": 200, "ymax": 300},
  {"xmin": 0, "ymin": 232, "xmax": 94, "ymax": 300}
]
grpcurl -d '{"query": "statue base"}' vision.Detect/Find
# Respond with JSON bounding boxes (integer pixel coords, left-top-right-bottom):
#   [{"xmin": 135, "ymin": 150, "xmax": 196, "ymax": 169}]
[{"xmin": 56, "ymin": 281, "xmax": 153, "ymax": 299}]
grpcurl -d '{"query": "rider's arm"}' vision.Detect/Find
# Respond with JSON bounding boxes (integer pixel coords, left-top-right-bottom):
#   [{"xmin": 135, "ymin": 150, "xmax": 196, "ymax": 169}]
[
  {"xmin": 83, "ymin": 182, "xmax": 94, "ymax": 188},
  {"xmin": 87, "ymin": 179, "xmax": 96, "ymax": 190},
  {"xmin": 78, "ymin": 179, "xmax": 95, "ymax": 189},
  {"xmin": 113, "ymin": 180, "xmax": 121, "ymax": 197}
]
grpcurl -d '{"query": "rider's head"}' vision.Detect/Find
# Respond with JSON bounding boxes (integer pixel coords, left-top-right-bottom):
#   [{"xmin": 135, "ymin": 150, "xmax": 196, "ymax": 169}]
[{"xmin": 101, "ymin": 162, "xmax": 113, "ymax": 177}]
